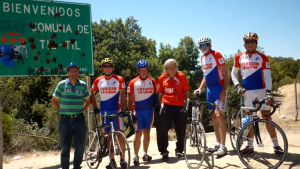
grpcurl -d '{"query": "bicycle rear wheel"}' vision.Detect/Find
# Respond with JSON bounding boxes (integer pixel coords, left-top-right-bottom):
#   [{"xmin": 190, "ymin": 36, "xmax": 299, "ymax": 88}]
[
  {"xmin": 236, "ymin": 119, "xmax": 288, "ymax": 169},
  {"xmin": 184, "ymin": 122, "xmax": 206, "ymax": 169},
  {"xmin": 108, "ymin": 131, "xmax": 131, "ymax": 169},
  {"xmin": 85, "ymin": 131, "xmax": 101, "ymax": 169},
  {"xmin": 227, "ymin": 109, "xmax": 242, "ymax": 151}
]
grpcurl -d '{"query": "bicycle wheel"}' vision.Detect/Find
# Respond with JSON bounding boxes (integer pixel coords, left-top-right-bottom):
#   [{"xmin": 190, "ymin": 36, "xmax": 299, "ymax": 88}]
[
  {"xmin": 228, "ymin": 109, "xmax": 242, "ymax": 151},
  {"xmin": 108, "ymin": 131, "xmax": 131, "ymax": 169},
  {"xmin": 236, "ymin": 119, "xmax": 288, "ymax": 169},
  {"xmin": 85, "ymin": 131, "xmax": 101, "ymax": 169},
  {"xmin": 184, "ymin": 122, "xmax": 206, "ymax": 169}
]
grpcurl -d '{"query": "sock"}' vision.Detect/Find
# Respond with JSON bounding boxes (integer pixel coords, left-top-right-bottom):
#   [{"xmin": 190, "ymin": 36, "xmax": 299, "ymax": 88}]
[
  {"xmin": 134, "ymin": 155, "xmax": 138, "ymax": 158},
  {"xmin": 247, "ymin": 138, "xmax": 254, "ymax": 148},
  {"xmin": 272, "ymin": 137, "xmax": 279, "ymax": 147},
  {"xmin": 215, "ymin": 142, "xmax": 220, "ymax": 146},
  {"xmin": 143, "ymin": 152, "xmax": 147, "ymax": 157},
  {"xmin": 220, "ymin": 144, "xmax": 226, "ymax": 149}
]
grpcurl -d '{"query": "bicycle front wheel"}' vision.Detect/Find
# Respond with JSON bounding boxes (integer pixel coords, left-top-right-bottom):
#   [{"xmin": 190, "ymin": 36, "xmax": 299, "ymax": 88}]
[
  {"xmin": 108, "ymin": 131, "xmax": 131, "ymax": 169},
  {"xmin": 184, "ymin": 122, "xmax": 206, "ymax": 169},
  {"xmin": 85, "ymin": 131, "xmax": 101, "ymax": 169},
  {"xmin": 236, "ymin": 119, "xmax": 288, "ymax": 169},
  {"xmin": 228, "ymin": 109, "xmax": 242, "ymax": 151}
]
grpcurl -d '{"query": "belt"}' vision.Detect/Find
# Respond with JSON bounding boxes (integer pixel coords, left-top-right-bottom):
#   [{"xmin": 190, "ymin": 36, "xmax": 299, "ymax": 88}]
[{"xmin": 60, "ymin": 113, "xmax": 83, "ymax": 118}]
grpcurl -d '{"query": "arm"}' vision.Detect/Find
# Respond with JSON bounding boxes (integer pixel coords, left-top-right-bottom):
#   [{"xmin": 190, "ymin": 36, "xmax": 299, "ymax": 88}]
[
  {"xmin": 90, "ymin": 89, "xmax": 98, "ymax": 108},
  {"xmin": 120, "ymin": 89, "xmax": 126, "ymax": 111},
  {"xmin": 263, "ymin": 69, "xmax": 272, "ymax": 90},
  {"xmin": 220, "ymin": 64, "xmax": 230, "ymax": 91},
  {"xmin": 51, "ymin": 96, "xmax": 60, "ymax": 111},
  {"xmin": 83, "ymin": 97, "xmax": 90, "ymax": 112},
  {"xmin": 158, "ymin": 93, "xmax": 163, "ymax": 105},
  {"xmin": 127, "ymin": 93, "xmax": 134, "ymax": 113},
  {"xmin": 231, "ymin": 66, "xmax": 240, "ymax": 86}
]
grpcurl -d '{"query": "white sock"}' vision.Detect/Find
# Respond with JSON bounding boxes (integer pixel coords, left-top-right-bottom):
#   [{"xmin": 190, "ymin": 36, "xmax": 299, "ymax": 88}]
[
  {"xmin": 215, "ymin": 142, "xmax": 220, "ymax": 146},
  {"xmin": 143, "ymin": 152, "xmax": 147, "ymax": 156},
  {"xmin": 135, "ymin": 155, "xmax": 138, "ymax": 158},
  {"xmin": 247, "ymin": 138, "xmax": 254, "ymax": 148},
  {"xmin": 220, "ymin": 144, "xmax": 226, "ymax": 149},
  {"xmin": 272, "ymin": 137, "xmax": 279, "ymax": 147}
]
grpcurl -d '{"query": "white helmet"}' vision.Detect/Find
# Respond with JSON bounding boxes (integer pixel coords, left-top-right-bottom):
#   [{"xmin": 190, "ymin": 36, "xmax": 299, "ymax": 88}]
[{"xmin": 197, "ymin": 36, "xmax": 212, "ymax": 46}]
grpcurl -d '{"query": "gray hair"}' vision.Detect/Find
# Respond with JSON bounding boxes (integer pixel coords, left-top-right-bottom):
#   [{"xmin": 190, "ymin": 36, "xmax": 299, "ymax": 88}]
[{"xmin": 164, "ymin": 59, "xmax": 178, "ymax": 72}]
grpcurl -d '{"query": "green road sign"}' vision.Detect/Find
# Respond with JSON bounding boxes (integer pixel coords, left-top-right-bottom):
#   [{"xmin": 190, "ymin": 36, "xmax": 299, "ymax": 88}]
[{"xmin": 0, "ymin": 0, "xmax": 94, "ymax": 77}]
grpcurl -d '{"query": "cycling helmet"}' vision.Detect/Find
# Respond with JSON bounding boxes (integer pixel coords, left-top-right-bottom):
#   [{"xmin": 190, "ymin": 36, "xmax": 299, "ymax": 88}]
[
  {"xmin": 136, "ymin": 60, "xmax": 149, "ymax": 69},
  {"xmin": 67, "ymin": 62, "xmax": 79, "ymax": 71},
  {"xmin": 101, "ymin": 58, "xmax": 113, "ymax": 65},
  {"xmin": 197, "ymin": 36, "xmax": 212, "ymax": 45},
  {"xmin": 243, "ymin": 32, "xmax": 259, "ymax": 41}
]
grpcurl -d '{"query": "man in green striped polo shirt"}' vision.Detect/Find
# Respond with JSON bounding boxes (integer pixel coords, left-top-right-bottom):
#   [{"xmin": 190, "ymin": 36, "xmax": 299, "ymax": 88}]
[{"xmin": 51, "ymin": 63, "xmax": 90, "ymax": 169}]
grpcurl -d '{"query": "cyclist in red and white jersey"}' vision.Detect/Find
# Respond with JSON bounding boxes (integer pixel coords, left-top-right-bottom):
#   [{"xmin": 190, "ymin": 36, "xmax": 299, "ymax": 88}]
[
  {"xmin": 194, "ymin": 36, "xmax": 231, "ymax": 156},
  {"xmin": 231, "ymin": 32, "xmax": 284, "ymax": 155},
  {"xmin": 127, "ymin": 60, "xmax": 157, "ymax": 166}
]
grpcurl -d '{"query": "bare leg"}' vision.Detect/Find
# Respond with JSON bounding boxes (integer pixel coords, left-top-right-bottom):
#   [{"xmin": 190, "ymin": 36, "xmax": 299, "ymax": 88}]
[
  {"xmin": 133, "ymin": 130, "xmax": 142, "ymax": 156},
  {"xmin": 211, "ymin": 112, "xmax": 221, "ymax": 143},
  {"xmin": 142, "ymin": 129, "xmax": 151, "ymax": 153},
  {"xmin": 215, "ymin": 110, "xmax": 226, "ymax": 145}
]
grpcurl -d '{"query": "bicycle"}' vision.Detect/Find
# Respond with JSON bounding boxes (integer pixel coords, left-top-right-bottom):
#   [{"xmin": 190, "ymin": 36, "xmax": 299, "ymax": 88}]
[
  {"xmin": 184, "ymin": 92, "xmax": 215, "ymax": 169},
  {"xmin": 235, "ymin": 96, "xmax": 288, "ymax": 169},
  {"xmin": 85, "ymin": 112, "xmax": 131, "ymax": 169},
  {"xmin": 227, "ymin": 93, "xmax": 246, "ymax": 151}
]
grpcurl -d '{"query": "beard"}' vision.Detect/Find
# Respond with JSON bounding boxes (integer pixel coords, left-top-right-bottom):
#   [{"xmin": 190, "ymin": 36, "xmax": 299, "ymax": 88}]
[{"xmin": 200, "ymin": 48, "xmax": 209, "ymax": 54}]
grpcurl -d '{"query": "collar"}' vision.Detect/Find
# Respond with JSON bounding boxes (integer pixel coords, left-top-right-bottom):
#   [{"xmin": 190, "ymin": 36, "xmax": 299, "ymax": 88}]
[{"xmin": 66, "ymin": 78, "xmax": 81, "ymax": 85}]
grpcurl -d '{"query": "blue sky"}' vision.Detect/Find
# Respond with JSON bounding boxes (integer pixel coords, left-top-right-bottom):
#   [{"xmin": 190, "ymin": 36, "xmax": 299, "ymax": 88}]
[{"xmin": 67, "ymin": 0, "xmax": 300, "ymax": 59}]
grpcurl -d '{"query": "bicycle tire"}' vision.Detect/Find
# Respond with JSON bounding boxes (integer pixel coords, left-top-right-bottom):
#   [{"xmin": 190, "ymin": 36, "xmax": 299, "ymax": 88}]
[
  {"xmin": 228, "ymin": 109, "xmax": 242, "ymax": 151},
  {"xmin": 108, "ymin": 131, "xmax": 131, "ymax": 169},
  {"xmin": 184, "ymin": 122, "xmax": 206, "ymax": 169},
  {"xmin": 85, "ymin": 131, "xmax": 101, "ymax": 169},
  {"xmin": 236, "ymin": 119, "xmax": 288, "ymax": 169}
]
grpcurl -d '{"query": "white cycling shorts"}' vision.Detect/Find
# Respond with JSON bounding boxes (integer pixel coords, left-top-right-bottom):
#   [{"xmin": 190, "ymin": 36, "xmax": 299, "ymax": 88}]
[{"xmin": 244, "ymin": 89, "xmax": 271, "ymax": 111}]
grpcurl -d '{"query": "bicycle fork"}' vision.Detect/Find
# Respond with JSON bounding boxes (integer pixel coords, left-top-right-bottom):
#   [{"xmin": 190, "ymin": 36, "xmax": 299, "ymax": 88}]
[
  {"xmin": 110, "ymin": 122, "xmax": 124, "ymax": 156},
  {"xmin": 253, "ymin": 117, "xmax": 263, "ymax": 147}
]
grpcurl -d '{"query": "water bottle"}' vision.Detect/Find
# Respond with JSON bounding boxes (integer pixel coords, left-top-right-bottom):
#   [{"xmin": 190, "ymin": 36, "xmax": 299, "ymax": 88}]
[
  {"xmin": 243, "ymin": 115, "xmax": 251, "ymax": 127},
  {"xmin": 241, "ymin": 117, "xmax": 246, "ymax": 127},
  {"xmin": 192, "ymin": 106, "xmax": 196, "ymax": 121}
]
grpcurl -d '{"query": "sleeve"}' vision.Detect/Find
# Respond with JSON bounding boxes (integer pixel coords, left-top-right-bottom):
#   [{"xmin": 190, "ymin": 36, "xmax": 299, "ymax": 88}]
[
  {"xmin": 157, "ymin": 76, "xmax": 164, "ymax": 93},
  {"xmin": 83, "ymin": 83, "xmax": 91, "ymax": 99},
  {"xmin": 231, "ymin": 67, "xmax": 240, "ymax": 86},
  {"xmin": 180, "ymin": 73, "xmax": 190, "ymax": 92},
  {"xmin": 91, "ymin": 78, "xmax": 99, "ymax": 92},
  {"xmin": 118, "ymin": 76, "xmax": 126, "ymax": 90},
  {"xmin": 233, "ymin": 54, "xmax": 241, "ymax": 68},
  {"xmin": 215, "ymin": 52, "xmax": 226, "ymax": 66},
  {"xmin": 127, "ymin": 80, "xmax": 134, "ymax": 94},
  {"xmin": 53, "ymin": 84, "xmax": 61, "ymax": 99},
  {"xmin": 153, "ymin": 79, "xmax": 158, "ymax": 93},
  {"xmin": 261, "ymin": 54, "xmax": 272, "ymax": 90}
]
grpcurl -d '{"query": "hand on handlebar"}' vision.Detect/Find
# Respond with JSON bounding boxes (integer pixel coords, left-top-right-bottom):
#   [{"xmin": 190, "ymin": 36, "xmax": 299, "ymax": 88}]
[
  {"xmin": 193, "ymin": 89, "xmax": 201, "ymax": 96},
  {"xmin": 93, "ymin": 108, "xmax": 100, "ymax": 115},
  {"xmin": 118, "ymin": 110, "xmax": 127, "ymax": 118},
  {"xmin": 265, "ymin": 90, "xmax": 273, "ymax": 106},
  {"xmin": 235, "ymin": 84, "xmax": 245, "ymax": 95}
]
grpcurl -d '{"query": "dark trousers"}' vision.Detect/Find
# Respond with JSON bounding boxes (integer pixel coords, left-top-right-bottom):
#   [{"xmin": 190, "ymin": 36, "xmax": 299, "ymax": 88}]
[
  {"xmin": 59, "ymin": 114, "xmax": 86, "ymax": 169},
  {"xmin": 156, "ymin": 104, "xmax": 187, "ymax": 154}
]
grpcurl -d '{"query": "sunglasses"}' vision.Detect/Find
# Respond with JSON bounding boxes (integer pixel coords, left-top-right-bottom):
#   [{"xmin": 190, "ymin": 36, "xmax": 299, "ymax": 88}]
[
  {"xmin": 102, "ymin": 65, "xmax": 113, "ymax": 68},
  {"xmin": 199, "ymin": 43, "xmax": 210, "ymax": 48},
  {"xmin": 245, "ymin": 40, "xmax": 257, "ymax": 44}
]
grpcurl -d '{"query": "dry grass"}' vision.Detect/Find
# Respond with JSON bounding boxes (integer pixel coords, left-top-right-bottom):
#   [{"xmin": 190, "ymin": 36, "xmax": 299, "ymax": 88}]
[{"xmin": 168, "ymin": 129, "xmax": 177, "ymax": 141}]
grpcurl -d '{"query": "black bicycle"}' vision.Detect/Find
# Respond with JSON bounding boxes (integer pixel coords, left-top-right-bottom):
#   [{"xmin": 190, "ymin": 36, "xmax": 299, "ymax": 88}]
[
  {"xmin": 236, "ymin": 97, "xmax": 288, "ymax": 169},
  {"xmin": 85, "ymin": 112, "xmax": 131, "ymax": 169},
  {"xmin": 184, "ymin": 92, "xmax": 215, "ymax": 169}
]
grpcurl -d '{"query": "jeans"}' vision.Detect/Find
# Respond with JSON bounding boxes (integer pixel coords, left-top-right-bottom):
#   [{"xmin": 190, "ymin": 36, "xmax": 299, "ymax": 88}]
[{"xmin": 59, "ymin": 114, "xmax": 86, "ymax": 169}]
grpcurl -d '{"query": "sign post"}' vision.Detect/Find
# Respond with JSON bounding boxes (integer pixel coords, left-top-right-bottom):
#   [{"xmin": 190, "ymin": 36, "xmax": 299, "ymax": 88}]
[{"xmin": 0, "ymin": 0, "xmax": 94, "ymax": 77}]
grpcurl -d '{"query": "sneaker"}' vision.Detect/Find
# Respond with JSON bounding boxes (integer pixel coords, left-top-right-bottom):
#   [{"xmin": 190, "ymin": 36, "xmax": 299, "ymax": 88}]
[
  {"xmin": 274, "ymin": 146, "xmax": 284, "ymax": 155},
  {"xmin": 240, "ymin": 146, "xmax": 254, "ymax": 156},
  {"xmin": 161, "ymin": 153, "xmax": 169, "ymax": 162},
  {"xmin": 133, "ymin": 156, "xmax": 140, "ymax": 166},
  {"xmin": 120, "ymin": 159, "xmax": 128, "ymax": 169},
  {"xmin": 207, "ymin": 145, "xmax": 220, "ymax": 153},
  {"xmin": 142, "ymin": 154, "xmax": 152, "ymax": 162},
  {"xmin": 106, "ymin": 159, "xmax": 117, "ymax": 169},
  {"xmin": 175, "ymin": 149, "xmax": 184, "ymax": 157},
  {"xmin": 214, "ymin": 147, "xmax": 227, "ymax": 156}
]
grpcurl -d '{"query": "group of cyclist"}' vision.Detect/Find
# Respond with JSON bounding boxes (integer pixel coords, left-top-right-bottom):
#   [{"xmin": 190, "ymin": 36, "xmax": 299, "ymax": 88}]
[{"xmin": 52, "ymin": 31, "xmax": 284, "ymax": 169}]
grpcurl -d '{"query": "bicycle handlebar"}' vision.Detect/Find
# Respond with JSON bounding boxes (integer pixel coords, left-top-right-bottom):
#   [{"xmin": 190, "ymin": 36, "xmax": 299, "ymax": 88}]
[{"xmin": 251, "ymin": 96, "xmax": 281, "ymax": 116}]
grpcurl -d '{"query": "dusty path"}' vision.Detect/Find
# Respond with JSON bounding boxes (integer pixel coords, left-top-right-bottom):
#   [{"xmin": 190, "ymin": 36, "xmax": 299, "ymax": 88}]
[{"xmin": 4, "ymin": 83, "xmax": 300, "ymax": 169}]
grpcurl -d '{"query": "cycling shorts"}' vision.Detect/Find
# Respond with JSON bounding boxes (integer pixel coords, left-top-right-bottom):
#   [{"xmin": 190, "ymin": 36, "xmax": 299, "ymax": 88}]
[
  {"xmin": 207, "ymin": 86, "xmax": 226, "ymax": 111},
  {"xmin": 101, "ymin": 109, "xmax": 124, "ymax": 132},
  {"xmin": 133, "ymin": 108, "xmax": 154, "ymax": 130},
  {"xmin": 244, "ymin": 89, "xmax": 271, "ymax": 110}
]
